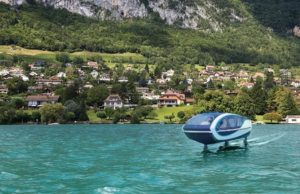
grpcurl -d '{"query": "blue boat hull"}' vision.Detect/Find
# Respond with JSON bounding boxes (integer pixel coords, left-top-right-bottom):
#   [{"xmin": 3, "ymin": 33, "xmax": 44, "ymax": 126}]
[{"xmin": 184, "ymin": 131, "xmax": 251, "ymax": 145}]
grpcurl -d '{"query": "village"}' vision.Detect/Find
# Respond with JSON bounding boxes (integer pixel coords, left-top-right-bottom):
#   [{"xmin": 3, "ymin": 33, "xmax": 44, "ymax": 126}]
[{"xmin": 0, "ymin": 57, "xmax": 300, "ymax": 124}]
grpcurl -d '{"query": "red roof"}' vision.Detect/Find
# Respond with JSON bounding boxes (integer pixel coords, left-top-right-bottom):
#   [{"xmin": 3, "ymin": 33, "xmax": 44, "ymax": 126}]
[{"xmin": 161, "ymin": 90, "xmax": 185, "ymax": 100}]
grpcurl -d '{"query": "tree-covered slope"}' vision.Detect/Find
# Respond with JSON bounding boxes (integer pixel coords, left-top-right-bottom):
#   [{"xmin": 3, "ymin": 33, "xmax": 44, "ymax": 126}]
[
  {"xmin": 0, "ymin": 3, "xmax": 299, "ymax": 67},
  {"xmin": 243, "ymin": 0, "xmax": 300, "ymax": 34}
]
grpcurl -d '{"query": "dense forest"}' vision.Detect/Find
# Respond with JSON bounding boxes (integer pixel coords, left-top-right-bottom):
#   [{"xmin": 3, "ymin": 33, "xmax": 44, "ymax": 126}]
[{"xmin": 0, "ymin": 2, "xmax": 299, "ymax": 67}]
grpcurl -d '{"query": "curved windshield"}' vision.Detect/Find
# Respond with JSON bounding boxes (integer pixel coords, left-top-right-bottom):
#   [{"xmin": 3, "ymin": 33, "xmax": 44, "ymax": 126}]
[
  {"xmin": 186, "ymin": 114, "xmax": 217, "ymax": 126},
  {"xmin": 217, "ymin": 116, "xmax": 245, "ymax": 130}
]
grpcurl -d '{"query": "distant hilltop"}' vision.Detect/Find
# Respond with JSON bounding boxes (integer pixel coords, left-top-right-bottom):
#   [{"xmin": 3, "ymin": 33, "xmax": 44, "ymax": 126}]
[{"xmin": 1, "ymin": 0, "xmax": 299, "ymax": 33}]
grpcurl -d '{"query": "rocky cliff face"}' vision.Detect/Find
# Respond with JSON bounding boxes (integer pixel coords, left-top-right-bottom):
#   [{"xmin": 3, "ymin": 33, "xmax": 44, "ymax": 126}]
[{"xmin": 1, "ymin": 0, "xmax": 246, "ymax": 31}]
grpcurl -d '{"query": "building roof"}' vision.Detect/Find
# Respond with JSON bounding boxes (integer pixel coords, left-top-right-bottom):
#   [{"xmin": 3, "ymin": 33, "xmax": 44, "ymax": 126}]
[
  {"xmin": 185, "ymin": 98, "xmax": 195, "ymax": 103},
  {"xmin": 286, "ymin": 115, "xmax": 300, "ymax": 118},
  {"xmin": 104, "ymin": 94, "xmax": 122, "ymax": 102},
  {"xmin": 26, "ymin": 95, "xmax": 59, "ymax": 102},
  {"xmin": 161, "ymin": 90, "xmax": 185, "ymax": 100}
]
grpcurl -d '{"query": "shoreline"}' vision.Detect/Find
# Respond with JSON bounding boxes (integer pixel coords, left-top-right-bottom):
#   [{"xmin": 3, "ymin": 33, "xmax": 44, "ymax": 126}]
[{"xmin": 0, "ymin": 122, "xmax": 297, "ymax": 125}]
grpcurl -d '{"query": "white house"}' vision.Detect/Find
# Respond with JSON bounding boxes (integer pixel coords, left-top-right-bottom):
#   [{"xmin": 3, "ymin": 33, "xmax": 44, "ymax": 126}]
[
  {"xmin": 161, "ymin": 69, "xmax": 174, "ymax": 81},
  {"xmin": 104, "ymin": 95, "xmax": 123, "ymax": 110},
  {"xmin": 57, "ymin": 72, "xmax": 66, "ymax": 78},
  {"xmin": 90, "ymin": 70, "xmax": 99, "ymax": 79},
  {"xmin": 0, "ymin": 69, "xmax": 9, "ymax": 76},
  {"xmin": 99, "ymin": 73, "xmax": 111, "ymax": 82},
  {"xmin": 285, "ymin": 115, "xmax": 300, "ymax": 124},
  {"xmin": 118, "ymin": 76, "xmax": 128, "ymax": 83}
]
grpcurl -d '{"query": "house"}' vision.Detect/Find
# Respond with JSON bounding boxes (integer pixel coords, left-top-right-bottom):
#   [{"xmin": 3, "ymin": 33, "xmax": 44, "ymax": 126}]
[
  {"xmin": 118, "ymin": 76, "xmax": 128, "ymax": 83},
  {"xmin": 0, "ymin": 85, "xmax": 8, "ymax": 94},
  {"xmin": 156, "ymin": 79, "xmax": 167, "ymax": 85},
  {"xmin": 136, "ymin": 87, "xmax": 149, "ymax": 94},
  {"xmin": 239, "ymin": 82, "xmax": 254, "ymax": 89},
  {"xmin": 99, "ymin": 73, "xmax": 111, "ymax": 82},
  {"xmin": 27, "ymin": 85, "xmax": 50, "ymax": 93},
  {"xmin": 186, "ymin": 78, "xmax": 193, "ymax": 85},
  {"xmin": 161, "ymin": 69, "xmax": 175, "ymax": 82},
  {"xmin": 104, "ymin": 94, "xmax": 123, "ymax": 110},
  {"xmin": 141, "ymin": 92, "xmax": 160, "ymax": 101},
  {"xmin": 161, "ymin": 69, "xmax": 174, "ymax": 77},
  {"xmin": 0, "ymin": 69, "xmax": 9, "ymax": 77},
  {"xmin": 26, "ymin": 95, "xmax": 59, "ymax": 108},
  {"xmin": 90, "ymin": 70, "xmax": 99, "ymax": 79},
  {"xmin": 19, "ymin": 75, "xmax": 29, "ymax": 81},
  {"xmin": 36, "ymin": 77, "xmax": 62, "ymax": 86},
  {"xmin": 253, "ymin": 72, "xmax": 265, "ymax": 80},
  {"xmin": 29, "ymin": 72, "xmax": 38, "ymax": 77},
  {"xmin": 66, "ymin": 80, "xmax": 75, "ymax": 86},
  {"xmin": 185, "ymin": 98, "xmax": 195, "ymax": 105},
  {"xmin": 291, "ymin": 80, "xmax": 300, "ymax": 88},
  {"xmin": 65, "ymin": 63, "xmax": 73, "ymax": 67},
  {"xmin": 264, "ymin": 68, "xmax": 275, "ymax": 74},
  {"xmin": 280, "ymin": 69, "xmax": 292, "ymax": 85},
  {"xmin": 238, "ymin": 70, "xmax": 249, "ymax": 80},
  {"xmin": 87, "ymin": 61, "xmax": 98, "ymax": 69},
  {"xmin": 84, "ymin": 82, "xmax": 93, "ymax": 89},
  {"xmin": 158, "ymin": 90, "xmax": 186, "ymax": 106},
  {"xmin": 56, "ymin": 72, "xmax": 66, "ymax": 78},
  {"xmin": 285, "ymin": 115, "xmax": 300, "ymax": 124},
  {"xmin": 206, "ymin": 65, "xmax": 215, "ymax": 72},
  {"xmin": 29, "ymin": 61, "xmax": 46, "ymax": 71}
]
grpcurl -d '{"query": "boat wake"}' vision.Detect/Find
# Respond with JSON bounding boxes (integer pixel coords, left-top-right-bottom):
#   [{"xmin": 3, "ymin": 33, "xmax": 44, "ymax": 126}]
[
  {"xmin": 250, "ymin": 133, "xmax": 286, "ymax": 146},
  {"xmin": 231, "ymin": 132, "xmax": 286, "ymax": 147}
]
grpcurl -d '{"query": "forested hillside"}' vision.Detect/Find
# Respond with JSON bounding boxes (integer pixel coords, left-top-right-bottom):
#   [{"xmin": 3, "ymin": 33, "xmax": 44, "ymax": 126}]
[
  {"xmin": 243, "ymin": 0, "xmax": 300, "ymax": 34},
  {"xmin": 0, "ymin": 2, "xmax": 299, "ymax": 67}
]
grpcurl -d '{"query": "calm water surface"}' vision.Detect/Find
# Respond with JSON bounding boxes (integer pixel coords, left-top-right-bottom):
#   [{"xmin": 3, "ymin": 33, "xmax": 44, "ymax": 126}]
[{"xmin": 0, "ymin": 124, "xmax": 299, "ymax": 193}]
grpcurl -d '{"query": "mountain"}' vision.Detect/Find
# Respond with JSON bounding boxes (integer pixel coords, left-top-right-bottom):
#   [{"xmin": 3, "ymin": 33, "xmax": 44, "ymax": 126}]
[
  {"xmin": 0, "ymin": 0, "xmax": 299, "ymax": 66},
  {"xmin": 1, "ymin": 0, "xmax": 252, "ymax": 31}
]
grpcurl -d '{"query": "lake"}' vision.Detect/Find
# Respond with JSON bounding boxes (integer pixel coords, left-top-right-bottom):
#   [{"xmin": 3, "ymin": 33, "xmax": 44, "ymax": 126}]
[{"xmin": 0, "ymin": 124, "xmax": 299, "ymax": 193}]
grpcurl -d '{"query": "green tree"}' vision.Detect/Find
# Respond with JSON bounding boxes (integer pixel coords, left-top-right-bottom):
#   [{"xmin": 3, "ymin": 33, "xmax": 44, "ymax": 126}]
[
  {"xmin": 39, "ymin": 103, "xmax": 64, "ymax": 123},
  {"xmin": 223, "ymin": 80, "xmax": 236, "ymax": 91},
  {"xmin": 263, "ymin": 112, "xmax": 282, "ymax": 123},
  {"xmin": 112, "ymin": 112, "xmax": 121, "ymax": 124},
  {"xmin": 56, "ymin": 52, "xmax": 70, "ymax": 63},
  {"xmin": 164, "ymin": 113, "xmax": 175, "ymax": 123},
  {"xmin": 96, "ymin": 111, "xmax": 107, "ymax": 119},
  {"xmin": 64, "ymin": 100, "xmax": 81, "ymax": 120},
  {"xmin": 11, "ymin": 98, "xmax": 25, "ymax": 109},
  {"xmin": 73, "ymin": 56, "xmax": 84, "ymax": 65},
  {"xmin": 135, "ymin": 106, "xmax": 153, "ymax": 119},
  {"xmin": 31, "ymin": 111, "xmax": 41, "ymax": 123},
  {"xmin": 197, "ymin": 90, "xmax": 234, "ymax": 113},
  {"xmin": 130, "ymin": 112, "xmax": 141, "ymax": 124},
  {"xmin": 207, "ymin": 79, "xmax": 215, "ymax": 89},
  {"xmin": 264, "ymin": 71, "xmax": 275, "ymax": 90},
  {"xmin": 64, "ymin": 112, "xmax": 76, "ymax": 122},
  {"xmin": 249, "ymin": 77, "xmax": 267, "ymax": 115},
  {"xmin": 234, "ymin": 92, "xmax": 256, "ymax": 120},
  {"xmin": 277, "ymin": 91, "xmax": 299, "ymax": 117},
  {"xmin": 104, "ymin": 108, "xmax": 115, "ymax": 119},
  {"xmin": 5, "ymin": 77, "xmax": 28, "ymax": 95},
  {"xmin": 86, "ymin": 85, "xmax": 109, "ymax": 107},
  {"xmin": 177, "ymin": 111, "xmax": 186, "ymax": 119}
]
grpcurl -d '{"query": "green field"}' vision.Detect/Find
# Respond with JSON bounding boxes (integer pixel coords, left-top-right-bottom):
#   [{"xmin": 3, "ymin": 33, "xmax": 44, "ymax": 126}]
[
  {"xmin": 0, "ymin": 45, "xmax": 147, "ymax": 64},
  {"xmin": 148, "ymin": 105, "xmax": 196, "ymax": 123}
]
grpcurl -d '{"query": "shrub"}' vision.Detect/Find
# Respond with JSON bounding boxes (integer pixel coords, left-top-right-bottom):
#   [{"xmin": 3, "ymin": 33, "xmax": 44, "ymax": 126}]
[{"xmin": 96, "ymin": 111, "xmax": 107, "ymax": 119}]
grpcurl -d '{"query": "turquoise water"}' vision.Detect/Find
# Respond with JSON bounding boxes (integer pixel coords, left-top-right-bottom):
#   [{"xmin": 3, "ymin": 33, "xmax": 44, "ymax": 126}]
[{"xmin": 0, "ymin": 124, "xmax": 299, "ymax": 193}]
